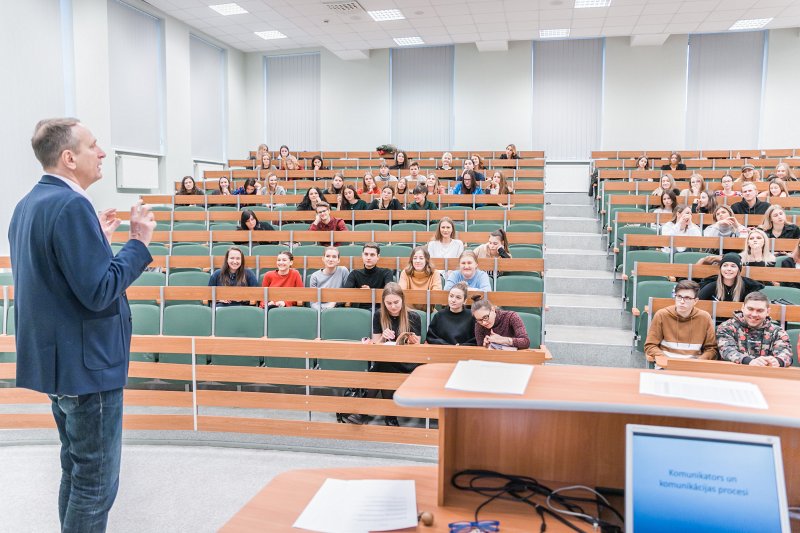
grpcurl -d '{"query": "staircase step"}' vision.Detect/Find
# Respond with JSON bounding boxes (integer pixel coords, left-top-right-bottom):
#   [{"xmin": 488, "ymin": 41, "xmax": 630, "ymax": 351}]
[
  {"xmin": 545, "ymin": 216, "xmax": 600, "ymax": 233},
  {"xmin": 546, "ymin": 270, "xmax": 618, "ymax": 296},
  {"xmin": 544, "ymin": 232, "xmax": 606, "ymax": 251},
  {"xmin": 544, "ymin": 249, "xmax": 613, "ymax": 270},
  {"xmin": 545, "ymin": 294, "xmax": 630, "ymax": 329},
  {"xmin": 546, "ymin": 204, "xmax": 597, "ymax": 218},
  {"xmin": 544, "ymin": 325, "xmax": 642, "ymax": 367}
]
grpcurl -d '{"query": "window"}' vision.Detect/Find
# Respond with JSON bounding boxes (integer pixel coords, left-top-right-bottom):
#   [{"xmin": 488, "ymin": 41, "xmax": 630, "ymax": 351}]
[{"xmin": 190, "ymin": 35, "xmax": 226, "ymax": 163}]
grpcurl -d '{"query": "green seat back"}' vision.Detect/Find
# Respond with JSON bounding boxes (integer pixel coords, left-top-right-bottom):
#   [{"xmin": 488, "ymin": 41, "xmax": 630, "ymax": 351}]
[
  {"xmin": 337, "ymin": 245, "xmax": 363, "ymax": 257},
  {"xmin": 354, "ymin": 222, "xmax": 390, "ymax": 232},
  {"xmin": 265, "ymin": 307, "xmax": 318, "ymax": 368},
  {"xmin": 672, "ymin": 251, "xmax": 709, "ymax": 265},
  {"xmin": 506, "ymin": 223, "xmax": 542, "ymax": 233},
  {"xmin": 634, "ymin": 281, "xmax": 676, "ymax": 351},
  {"xmin": 517, "ymin": 312, "xmax": 541, "ymax": 349},
  {"xmin": 173, "ymin": 222, "xmax": 207, "ymax": 231},
  {"xmin": 214, "ymin": 306, "xmax": 265, "ymax": 366},
  {"xmin": 468, "ymin": 223, "xmax": 503, "ymax": 233},
  {"xmin": 761, "ymin": 286, "xmax": 800, "ymax": 305},
  {"xmin": 379, "ymin": 245, "xmax": 413, "ymax": 258},
  {"xmin": 392, "ymin": 223, "xmax": 427, "ymax": 232},
  {"xmin": 292, "ymin": 245, "xmax": 326, "ymax": 257},
  {"xmin": 130, "ymin": 304, "xmax": 160, "ymax": 362},
  {"xmin": 161, "ymin": 304, "xmax": 212, "ymax": 364},
  {"xmin": 318, "ymin": 308, "xmax": 371, "ymax": 371},
  {"xmin": 251, "ymin": 244, "xmax": 291, "ymax": 257}
]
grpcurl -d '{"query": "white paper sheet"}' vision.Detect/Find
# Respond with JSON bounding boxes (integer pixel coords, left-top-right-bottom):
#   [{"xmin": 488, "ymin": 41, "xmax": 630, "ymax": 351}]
[
  {"xmin": 445, "ymin": 360, "xmax": 534, "ymax": 395},
  {"xmin": 293, "ymin": 479, "xmax": 417, "ymax": 533},
  {"xmin": 639, "ymin": 372, "xmax": 768, "ymax": 410}
]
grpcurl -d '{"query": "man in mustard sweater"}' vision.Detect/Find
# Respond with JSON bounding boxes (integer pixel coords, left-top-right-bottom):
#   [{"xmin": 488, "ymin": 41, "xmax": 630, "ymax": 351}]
[{"xmin": 644, "ymin": 280, "xmax": 718, "ymax": 365}]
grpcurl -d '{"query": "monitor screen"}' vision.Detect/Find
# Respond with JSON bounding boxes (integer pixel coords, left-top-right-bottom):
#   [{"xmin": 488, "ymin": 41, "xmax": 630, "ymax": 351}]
[{"xmin": 626, "ymin": 425, "xmax": 789, "ymax": 533}]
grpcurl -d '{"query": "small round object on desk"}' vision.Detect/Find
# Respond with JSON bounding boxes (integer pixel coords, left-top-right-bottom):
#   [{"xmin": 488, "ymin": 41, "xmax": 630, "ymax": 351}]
[{"xmin": 419, "ymin": 511, "xmax": 434, "ymax": 526}]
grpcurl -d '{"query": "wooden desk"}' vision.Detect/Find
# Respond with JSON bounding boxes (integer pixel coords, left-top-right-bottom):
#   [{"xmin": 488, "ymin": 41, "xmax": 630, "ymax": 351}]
[{"xmin": 393, "ymin": 364, "xmax": 800, "ymax": 507}]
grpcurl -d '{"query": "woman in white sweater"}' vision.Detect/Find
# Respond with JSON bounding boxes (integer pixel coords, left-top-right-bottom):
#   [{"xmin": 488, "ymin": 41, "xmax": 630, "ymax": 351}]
[
  {"xmin": 426, "ymin": 216, "xmax": 465, "ymax": 261},
  {"xmin": 660, "ymin": 204, "xmax": 701, "ymax": 252}
]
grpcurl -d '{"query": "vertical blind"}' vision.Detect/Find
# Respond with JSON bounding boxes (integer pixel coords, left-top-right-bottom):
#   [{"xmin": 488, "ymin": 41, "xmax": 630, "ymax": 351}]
[
  {"xmin": 190, "ymin": 35, "xmax": 225, "ymax": 163},
  {"xmin": 532, "ymin": 39, "xmax": 603, "ymax": 160},
  {"xmin": 265, "ymin": 53, "xmax": 320, "ymax": 152},
  {"xmin": 391, "ymin": 46, "xmax": 454, "ymax": 151},
  {"xmin": 107, "ymin": 0, "xmax": 163, "ymax": 154},
  {"xmin": 686, "ymin": 32, "xmax": 765, "ymax": 150}
]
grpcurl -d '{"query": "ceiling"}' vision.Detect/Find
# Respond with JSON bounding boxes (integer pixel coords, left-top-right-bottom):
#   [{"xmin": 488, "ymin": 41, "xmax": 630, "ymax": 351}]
[{"xmin": 144, "ymin": 0, "xmax": 800, "ymax": 59}]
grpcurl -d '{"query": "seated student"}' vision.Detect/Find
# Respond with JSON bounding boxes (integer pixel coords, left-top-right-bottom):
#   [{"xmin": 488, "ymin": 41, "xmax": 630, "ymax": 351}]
[
  {"xmin": 253, "ymin": 143, "xmax": 269, "ymax": 163},
  {"xmin": 487, "ymin": 170, "xmax": 514, "ymax": 208},
  {"xmin": 758, "ymin": 177, "xmax": 790, "ymax": 201},
  {"xmin": 644, "ymin": 280, "xmax": 717, "ymax": 364},
  {"xmin": 474, "ymin": 229, "xmax": 512, "ymax": 259},
  {"xmin": 178, "ymin": 175, "xmax": 204, "ymax": 197},
  {"xmin": 775, "ymin": 162, "xmax": 797, "ymax": 182},
  {"xmin": 309, "ymin": 246, "xmax": 349, "ymax": 310},
  {"xmin": 277, "ymin": 144, "xmax": 290, "ymax": 162},
  {"xmin": 214, "ymin": 176, "xmax": 232, "ymax": 196},
  {"xmin": 237, "ymin": 209, "xmax": 276, "ymax": 245},
  {"xmin": 358, "ymin": 172, "xmax": 380, "ymax": 196},
  {"xmin": 660, "ymin": 205, "xmax": 702, "ymax": 252},
  {"xmin": 470, "ymin": 154, "xmax": 486, "ymax": 172},
  {"xmin": 390, "ymin": 150, "xmax": 409, "ymax": 171},
  {"xmin": 697, "ymin": 253, "xmax": 764, "ymax": 303},
  {"xmin": 309, "ymin": 202, "xmax": 347, "ymax": 246},
  {"xmin": 735, "ymin": 163, "xmax": 760, "ymax": 183},
  {"xmin": 326, "ymin": 172, "xmax": 345, "ymax": 197},
  {"xmin": 634, "ymin": 155, "xmax": 650, "ymax": 171},
  {"xmin": 740, "ymin": 228, "xmax": 776, "ymax": 267},
  {"xmin": 398, "ymin": 246, "xmax": 443, "ymax": 310},
  {"xmin": 679, "ymin": 173, "xmax": 706, "ymax": 201},
  {"xmin": 703, "ymin": 205, "xmax": 745, "ymax": 238},
  {"xmin": 342, "ymin": 283, "xmax": 422, "ymax": 426},
  {"xmin": 256, "ymin": 152, "xmax": 276, "ymax": 171},
  {"xmin": 407, "ymin": 161, "xmax": 425, "ymax": 185},
  {"xmin": 425, "ymin": 282, "xmax": 477, "ymax": 346},
  {"xmin": 444, "ymin": 251, "xmax": 492, "ymax": 292},
  {"xmin": 650, "ymin": 174, "xmax": 679, "ymax": 198},
  {"xmin": 713, "ymin": 173, "xmax": 742, "ymax": 199},
  {"xmin": 459, "ymin": 158, "xmax": 485, "ymax": 182},
  {"xmin": 660, "ymin": 152, "xmax": 686, "ymax": 171},
  {"xmin": 437, "ymin": 151, "xmax": 454, "ymax": 171},
  {"xmin": 500, "ymin": 143, "xmax": 519, "ymax": 160},
  {"xmin": 377, "ymin": 162, "xmax": 398, "ymax": 183},
  {"xmin": 716, "ymin": 291, "xmax": 793, "ymax": 367},
  {"xmin": 233, "ymin": 178, "xmax": 260, "ymax": 196},
  {"xmin": 779, "ymin": 239, "xmax": 800, "ymax": 289},
  {"xmin": 427, "ymin": 217, "xmax": 465, "ymax": 260},
  {"xmin": 452, "ymin": 170, "xmax": 483, "ymax": 206},
  {"xmin": 208, "ymin": 246, "xmax": 258, "ymax": 306},
  {"xmin": 395, "ymin": 177, "xmax": 410, "ymax": 198},
  {"xmin": 731, "ymin": 182, "xmax": 769, "ymax": 215},
  {"xmin": 691, "ymin": 190, "xmax": 716, "ymax": 215},
  {"xmin": 760, "ymin": 205, "xmax": 800, "ymax": 240},
  {"xmin": 343, "ymin": 242, "xmax": 394, "ymax": 309},
  {"xmin": 297, "ymin": 187, "xmax": 326, "ymax": 212},
  {"xmin": 368, "ymin": 186, "xmax": 403, "ymax": 211},
  {"xmin": 471, "ymin": 295, "xmax": 530, "ymax": 349},
  {"xmin": 261, "ymin": 173, "xmax": 286, "ymax": 199},
  {"xmin": 406, "ymin": 185, "xmax": 437, "ymax": 211},
  {"xmin": 652, "ymin": 191, "xmax": 678, "ymax": 223},
  {"xmin": 280, "ymin": 155, "xmax": 303, "ymax": 171},
  {"xmin": 425, "ymin": 173, "xmax": 446, "ymax": 195},
  {"xmin": 310, "ymin": 155, "xmax": 325, "ymax": 171},
  {"xmin": 338, "ymin": 185, "xmax": 368, "ymax": 211},
  {"xmin": 261, "ymin": 250, "xmax": 303, "ymax": 308}
]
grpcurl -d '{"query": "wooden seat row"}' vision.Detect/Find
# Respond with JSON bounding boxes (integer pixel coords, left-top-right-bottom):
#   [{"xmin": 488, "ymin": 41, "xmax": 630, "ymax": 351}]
[
  {"xmin": 593, "ymin": 157, "xmax": 799, "ymax": 171},
  {"xmin": 230, "ymin": 158, "xmax": 546, "ymax": 171},
  {"xmin": 177, "ymin": 178, "xmax": 545, "ymax": 193},
  {"xmin": 204, "ymin": 168, "xmax": 545, "ymax": 182},
  {"xmin": 597, "ymin": 169, "xmax": 796, "ymax": 181},
  {"xmin": 592, "ymin": 149, "xmax": 800, "ymax": 159},
  {"xmin": 246, "ymin": 150, "xmax": 546, "ymax": 160}
]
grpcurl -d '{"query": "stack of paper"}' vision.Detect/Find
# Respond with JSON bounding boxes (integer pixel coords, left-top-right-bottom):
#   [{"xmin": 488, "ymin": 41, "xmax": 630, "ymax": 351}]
[
  {"xmin": 639, "ymin": 372, "xmax": 768, "ymax": 409},
  {"xmin": 445, "ymin": 360, "xmax": 534, "ymax": 395},
  {"xmin": 293, "ymin": 479, "xmax": 417, "ymax": 533}
]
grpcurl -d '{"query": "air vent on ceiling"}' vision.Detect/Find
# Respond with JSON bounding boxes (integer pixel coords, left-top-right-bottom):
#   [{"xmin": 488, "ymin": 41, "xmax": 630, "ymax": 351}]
[{"xmin": 323, "ymin": 1, "xmax": 364, "ymax": 14}]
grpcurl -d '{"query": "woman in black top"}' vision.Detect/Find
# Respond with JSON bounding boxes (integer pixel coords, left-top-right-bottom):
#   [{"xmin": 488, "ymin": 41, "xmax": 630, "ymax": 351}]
[
  {"xmin": 697, "ymin": 253, "xmax": 764, "ymax": 303},
  {"xmin": 237, "ymin": 209, "xmax": 276, "ymax": 245},
  {"xmin": 338, "ymin": 185, "xmax": 368, "ymax": 210},
  {"xmin": 368, "ymin": 186, "xmax": 403, "ymax": 210},
  {"xmin": 390, "ymin": 150, "xmax": 409, "ymax": 170},
  {"xmin": 310, "ymin": 155, "xmax": 325, "ymax": 171},
  {"xmin": 760, "ymin": 205, "xmax": 800, "ymax": 240},
  {"xmin": 500, "ymin": 144, "xmax": 519, "ymax": 160},
  {"xmin": 426, "ymin": 282, "xmax": 476, "ymax": 346},
  {"xmin": 780, "ymin": 240, "xmax": 800, "ymax": 289},
  {"xmin": 660, "ymin": 152, "xmax": 687, "ymax": 171},
  {"xmin": 296, "ymin": 187, "xmax": 326, "ymax": 211}
]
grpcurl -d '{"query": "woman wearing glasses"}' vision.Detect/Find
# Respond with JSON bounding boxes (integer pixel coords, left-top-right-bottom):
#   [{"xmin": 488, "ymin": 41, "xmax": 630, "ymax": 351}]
[{"xmin": 470, "ymin": 295, "xmax": 530, "ymax": 349}]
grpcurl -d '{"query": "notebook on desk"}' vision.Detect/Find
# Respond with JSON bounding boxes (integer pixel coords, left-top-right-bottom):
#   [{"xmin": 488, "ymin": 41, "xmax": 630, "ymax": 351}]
[{"xmin": 625, "ymin": 424, "xmax": 790, "ymax": 533}]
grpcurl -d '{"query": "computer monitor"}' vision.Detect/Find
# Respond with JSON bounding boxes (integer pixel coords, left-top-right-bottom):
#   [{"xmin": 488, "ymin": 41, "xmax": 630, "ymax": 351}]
[{"xmin": 626, "ymin": 424, "xmax": 790, "ymax": 533}]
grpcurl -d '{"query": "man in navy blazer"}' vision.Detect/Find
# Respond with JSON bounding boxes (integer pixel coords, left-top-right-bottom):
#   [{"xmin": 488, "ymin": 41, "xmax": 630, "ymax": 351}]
[{"xmin": 8, "ymin": 118, "xmax": 155, "ymax": 532}]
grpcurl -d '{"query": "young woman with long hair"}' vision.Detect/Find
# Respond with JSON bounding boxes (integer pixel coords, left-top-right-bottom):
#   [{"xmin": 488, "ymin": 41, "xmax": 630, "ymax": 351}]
[
  {"xmin": 714, "ymin": 174, "xmax": 741, "ymax": 198},
  {"xmin": 500, "ymin": 144, "xmax": 518, "ymax": 160},
  {"xmin": 474, "ymin": 229, "xmax": 512, "ymax": 259},
  {"xmin": 326, "ymin": 172, "xmax": 345, "ymax": 196},
  {"xmin": 338, "ymin": 184, "xmax": 368, "ymax": 210},
  {"xmin": 296, "ymin": 187, "xmax": 326, "ymax": 212},
  {"xmin": 214, "ymin": 176, "xmax": 232, "ymax": 196},
  {"xmin": 359, "ymin": 172, "xmax": 380, "ymax": 195},
  {"xmin": 740, "ymin": 228, "xmax": 776, "ymax": 267},
  {"xmin": 759, "ymin": 204, "xmax": 800, "ymax": 240},
  {"xmin": 697, "ymin": 253, "xmax": 764, "ymax": 303},
  {"xmin": 427, "ymin": 217, "xmax": 464, "ymax": 259},
  {"xmin": 398, "ymin": 246, "xmax": 443, "ymax": 309},
  {"xmin": 425, "ymin": 282, "xmax": 477, "ymax": 346},
  {"xmin": 367, "ymin": 185, "xmax": 403, "ymax": 211},
  {"xmin": 471, "ymin": 295, "xmax": 530, "ymax": 349},
  {"xmin": 261, "ymin": 250, "xmax": 303, "ymax": 308},
  {"xmin": 692, "ymin": 190, "xmax": 717, "ymax": 215},
  {"xmin": 758, "ymin": 178, "xmax": 790, "ymax": 201},
  {"xmin": 208, "ymin": 246, "xmax": 258, "ymax": 306}
]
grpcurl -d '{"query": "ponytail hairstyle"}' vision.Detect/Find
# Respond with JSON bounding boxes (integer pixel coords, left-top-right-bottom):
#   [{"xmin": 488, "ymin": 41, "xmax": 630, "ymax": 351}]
[{"xmin": 490, "ymin": 229, "xmax": 509, "ymax": 255}]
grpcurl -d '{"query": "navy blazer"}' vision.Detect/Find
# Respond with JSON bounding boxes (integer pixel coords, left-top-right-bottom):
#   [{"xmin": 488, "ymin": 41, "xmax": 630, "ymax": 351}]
[{"xmin": 8, "ymin": 175, "xmax": 152, "ymax": 395}]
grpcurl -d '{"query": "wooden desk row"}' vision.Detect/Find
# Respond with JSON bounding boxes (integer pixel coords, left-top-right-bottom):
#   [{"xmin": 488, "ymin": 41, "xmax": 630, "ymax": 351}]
[
  {"xmin": 592, "ymin": 149, "xmax": 800, "ymax": 159},
  {"xmin": 204, "ymin": 168, "xmax": 546, "ymax": 181},
  {"xmin": 246, "ymin": 150, "xmax": 546, "ymax": 160}
]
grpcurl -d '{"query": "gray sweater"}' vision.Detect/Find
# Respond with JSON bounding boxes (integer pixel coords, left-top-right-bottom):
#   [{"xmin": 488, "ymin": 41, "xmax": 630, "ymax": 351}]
[{"xmin": 308, "ymin": 266, "xmax": 350, "ymax": 309}]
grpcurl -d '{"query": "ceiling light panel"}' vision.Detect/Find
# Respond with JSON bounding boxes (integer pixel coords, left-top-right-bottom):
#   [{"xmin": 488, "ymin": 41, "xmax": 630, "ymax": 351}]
[
  {"xmin": 729, "ymin": 18, "xmax": 772, "ymax": 30},
  {"xmin": 539, "ymin": 29, "xmax": 570, "ymax": 38},
  {"xmin": 368, "ymin": 9, "xmax": 405, "ymax": 21},
  {"xmin": 255, "ymin": 30, "xmax": 288, "ymax": 40},
  {"xmin": 209, "ymin": 3, "xmax": 248, "ymax": 16},
  {"xmin": 575, "ymin": 0, "xmax": 611, "ymax": 8},
  {"xmin": 394, "ymin": 36, "xmax": 424, "ymax": 46}
]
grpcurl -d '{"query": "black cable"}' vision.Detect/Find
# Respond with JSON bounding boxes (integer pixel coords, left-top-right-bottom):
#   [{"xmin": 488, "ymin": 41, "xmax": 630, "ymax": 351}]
[{"xmin": 451, "ymin": 470, "xmax": 624, "ymax": 533}]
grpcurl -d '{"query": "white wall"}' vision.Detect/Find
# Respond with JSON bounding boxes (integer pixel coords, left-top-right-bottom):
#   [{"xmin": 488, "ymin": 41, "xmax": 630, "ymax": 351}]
[
  {"xmin": 601, "ymin": 35, "xmax": 688, "ymax": 151},
  {"xmin": 761, "ymin": 28, "xmax": 800, "ymax": 149},
  {"xmin": 453, "ymin": 42, "xmax": 532, "ymax": 151},
  {"xmin": 226, "ymin": 47, "xmax": 249, "ymax": 160}
]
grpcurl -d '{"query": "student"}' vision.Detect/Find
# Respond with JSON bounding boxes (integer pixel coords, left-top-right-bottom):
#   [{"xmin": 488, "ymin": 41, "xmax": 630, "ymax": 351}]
[
  {"xmin": 395, "ymin": 177, "xmax": 409, "ymax": 198},
  {"xmin": 452, "ymin": 170, "xmax": 483, "ymax": 206},
  {"xmin": 660, "ymin": 152, "xmax": 686, "ymax": 171},
  {"xmin": 425, "ymin": 173, "xmax": 446, "ymax": 195},
  {"xmin": 209, "ymin": 246, "xmax": 259, "ymax": 307},
  {"xmin": 644, "ymin": 280, "xmax": 717, "ymax": 364},
  {"xmin": 470, "ymin": 154, "xmax": 485, "ymax": 172},
  {"xmin": 398, "ymin": 246, "xmax": 443, "ymax": 309},
  {"xmin": 692, "ymin": 190, "xmax": 716, "ymax": 215},
  {"xmin": 214, "ymin": 176, "xmax": 232, "ymax": 196},
  {"xmin": 460, "ymin": 158, "xmax": 485, "ymax": 182},
  {"xmin": 437, "ymin": 151, "xmax": 454, "ymax": 171},
  {"xmin": 358, "ymin": 172, "xmax": 380, "ymax": 195},
  {"xmin": 634, "ymin": 155, "xmax": 649, "ymax": 171},
  {"xmin": 377, "ymin": 162, "xmax": 397, "ymax": 183},
  {"xmin": 731, "ymin": 182, "xmax": 769, "ymax": 215},
  {"xmin": 310, "ymin": 155, "xmax": 325, "ymax": 171},
  {"xmin": 342, "ymin": 283, "xmax": 421, "ymax": 426},
  {"xmin": 281, "ymin": 155, "xmax": 302, "ymax": 171},
  {"xmin": 390, "ymin": 150, "xmax": 409, "ymax": 171},
  {"xmin": 679, "ymin": 173, "xmax": 706, "ymax": 200},
  {"xmin": 425, "ymin": 282, "xmax": 477, "ymax": 346},
  {"xmin": 716, "ymin": 291, "xmax": 793, "ymax": 367},
  {"xmin": 758, "ymin": 178, "xmax": 790, "ymax": 200},
  {"xmin": 444, "ymin": 251, "xmax": 492, "ymax": 292},
  {"xmin": 368, "ymin": 186, "xmax": 403, "ymax": 211},
  {"xmin": 652, "ymin": 191, "xmax": 678, "ymax": 225},
  {"xmin": 407, "ymin": 161, "xmax": 424, "ymax": 184},
  {"xmin": 308, "ymin": 246, "xmax": 349, "ymax": 310},
  {"xmin": 427, "ymin": 217, "xmax": 465, "ymax": 260},
  {"xmin": 343, "ymin": 242, "xmax": 394, "ymax": 309},
  {"xmin": 775, "ymin": 162, "xmax": 797, "ymax": 182},
  {"xmin": 309, "ymin": 202, "xmax": 347, "ymax": 246},
  {"xmin": 500, "ymin": 144, "xmax": 519, "ymax": 160},
  {"xmin": 233, "ymin": 178, "xmax": 260, "ymax": 195},
  {"xmin": 703, "ymin": 205, "xmax": 745, "ymax": 238},
  {"xmin": 277, "ymin": 144, "xmax": 290, "ymax": 162},
  {"xmin": 660, "ymin": 205, "xmax": 701, "ymax": 252},
  {"xmin": 406, "ymin": 185, "xmax": 437, "ymax": 211},
  {"xmin": 471, "ymin": 295, "xmax": 530, "ymax": 349},
  {"xmin": 237, "ymin": 209, "xmax": 276, "ymax": 245},
  {"xmin": 714, "ymin": 174, "xmax": 742, "ymax": 198},
  {"xmin": 759, "ymin": 205, "xmax": 800, "ymax": 240},
  {"xmin": 296, "ymin": 187, "xmax": 326, "ymax": 212},
  {"xmin": 338, "ymin": 185, "xmax": 368, "ymax": 211},
  {"xmin": 735, "ymin": 163, "xmax": 760, "ymax": 183},
  {"xmin": 178, "ymin": 175, "xmax": 203, "ymax": 196},
  {"xmin": 262, "ymin": 173, "xmax": 286, "ymax": 207},
  {"xmin": 325, "ymin": 172, "xmax": 346, "ymax": 197},
  {"xmin": 697, "ymin": 253, "xmax": 764, "ymax": 303},
  {"xmin": 740, "ymin": 228, "xmax": 776, "ymax": 267},
  {"xmin": 473, "ymin": 229, "xmax": 512, "ymax": 259},
  {"xmin": 261, "ymin": 250, "xmax": 303, "ymax": 308},
  {"xmin": 253, "ymin": 143, "xmax": 269, "ymax": 163},
  {"xmin": 650, "ymin": 174, "xmax": 679, "ymax": 198},
  {"xmin": 256, "ymin": 152, "xmax": 276, "ymax": 171}
]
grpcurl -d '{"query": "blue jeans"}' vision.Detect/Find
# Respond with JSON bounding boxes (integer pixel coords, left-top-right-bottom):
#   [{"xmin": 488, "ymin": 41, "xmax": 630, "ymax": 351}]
[{"xmin": 49, "ymin": 388, "xmax": 124, "ymax": 533}]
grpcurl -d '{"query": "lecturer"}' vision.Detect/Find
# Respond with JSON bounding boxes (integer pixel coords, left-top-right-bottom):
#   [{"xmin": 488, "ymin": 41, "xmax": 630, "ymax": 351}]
[{"xmin": 8, "ymin": 118, "xmax": 155, "ymax": 532}]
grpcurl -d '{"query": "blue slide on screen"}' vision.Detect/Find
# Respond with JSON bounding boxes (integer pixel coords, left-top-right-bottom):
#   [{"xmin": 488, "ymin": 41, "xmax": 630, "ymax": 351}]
[{"xmin": 631, "ymin": 434, "xmax": 782, "ymax": 532}]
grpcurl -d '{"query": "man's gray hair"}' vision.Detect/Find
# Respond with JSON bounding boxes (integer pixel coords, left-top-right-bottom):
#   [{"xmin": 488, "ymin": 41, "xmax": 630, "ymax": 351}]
[{"xmin": 31, "ymin": 118, "xmax": 81, "ymax": 169}]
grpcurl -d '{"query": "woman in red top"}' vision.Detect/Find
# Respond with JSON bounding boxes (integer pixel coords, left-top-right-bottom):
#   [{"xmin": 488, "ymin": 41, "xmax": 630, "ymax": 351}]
[{"xmin": 261, "ymin": 251, "xmax": 303, "ymax": 308}]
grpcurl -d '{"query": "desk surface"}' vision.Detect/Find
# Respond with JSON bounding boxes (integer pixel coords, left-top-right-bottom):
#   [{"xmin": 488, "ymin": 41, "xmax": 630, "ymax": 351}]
[
  {"xmin": 220, "ymin": 465, "xmax": 610, "ymax": 532},
  {"xmin": 393, "ymin": 363, "xmax": 800, "ymax": 428}
]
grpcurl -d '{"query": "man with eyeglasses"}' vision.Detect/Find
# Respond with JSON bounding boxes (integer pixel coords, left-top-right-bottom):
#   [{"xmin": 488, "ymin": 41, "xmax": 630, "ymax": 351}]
[{"xmin": 644, "ymin": 280, "xmax": 718, "ymax": 365}]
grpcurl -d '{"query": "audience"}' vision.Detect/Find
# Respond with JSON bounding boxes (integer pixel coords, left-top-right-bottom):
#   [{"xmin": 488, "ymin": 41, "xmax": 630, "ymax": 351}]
[
  {"xmin": 500, "ymin": 144, "xmax": 519, "ymax": 160},
  {"xmin": 775, "ymin": 162, "xmax": 797, "ymax": 182},
  {"xmin": 257, "ymin": 152, "xmax": 276, "ymax": 171},
  {"xmin": 679, "ymin": 173, "xmax": 705, "ymax": 200},
  {"xmin": 208, "ymin": 246, "xmax": 258, "ymax": 306},
  {"xmin": 740, "ymin": 228, "xmax": 776, "ymax": 267},
  {"xmin": 716, "ymin": 292, "xmax": 793, "ymax": 367},
  {"xmin": 452, "ymin": 170, "xmax": 483, "ymax": 205},
  {"xmin": 660, "ymin": 205, "xmax": 701, "ymax": 252},
  {"xmin": 277, "ymin": 144, "xmax": 290, "ymax": 162},
  {"xmin": 714, "ymin": 174, "xmax": 741, "ymax": 198},
  {"xmin": 309, "ymin": 202, "xmax": 347, "ymax": 246},
  {"xmin": 437, "ymin": 152, "xmax": 454, "ymax": 171},
  {"xmin": 652, "ymin": 190, "xmax": 678, "ymax": 223},
  {"xmin": 261, "ymin": 250, "xmax": 303, "ymax": 308},
  {"xmin": 238, "ymin": 208, "xmax": 276, "ymax": 233},
  {"xmin": 470, "ymin": 154, "xmax": 485, "ymax": 172},
  {"xmin": 731, "ymin": 182, "xmax": 769, "ymax": 215},
  {"xmin": 697, "ymin": 253, "xmax": 764, "ymax": 303},
  {"xmin": 368, "ymin": 186, "xmax": 403, "ymax": 211},
  {"xmin": 425, "ymin": 173, "xmax": 446, "ymax": 195},
  {"xmin": 406, "ymin": 185, "xmax": 437, "ymax": 211},
  {"xmin": 233, "ymin": 178, "xmax": 260, "ymax": 195},
  {"xmin": 760, "ymin": 205, "xmax": 800, "ymax": 240},
  {"xmin": 253, "ymin": 143, "xmax": 269, "ymax": 163},
  {"xmin": 471, "ymin": 295, "xmax": 530, "ymax": 349},
  {"xmin": 338, "ymin": 185, "xmax": 368, "ymax": 211},
  {"xmin": 444, "ymin": 251, "xmax": 492, "ymax": 292},
  {"xmin": 262, "ymin": 173, "xmax": 286, "ymax": 206},
  {"xmin": 281, "ymin": 155, "xmax": 302, "ymax": 171},
  {"xmin": 310, "ymin": 155, "xmax": 325, "ymax": 171},
  {"xmin": 390, "ymin": 151, "xmax": 409, "ymax": 171},
  {"xmin": 691, "ymin": 191, "xmax": 716, "ymax": 215},
  {"xmin": 644, "ymin": 280, "xmax": 717, "ymax": 364},
  {"xmin": 395, "ymin": 177, "xmax": 409, "ymax": 198},
  {"xmin": 634, "ymin": 155, "xmax": 649, "ymax": 171},
  {"xmin": 474, "ymin": 229, "xmax": 512, "ymax": 259},
  {"xmin": 359, "ymin": 172, "xmax": 380, "ymax": 195},
  {"xmin": 650, "ymin": 174, "xmax": 679, "ymax": 198},
  {"xmin": 297, "ymin": 187, "xmax": 326, "ymax": 211},
  {"xmin": 460, "ymin": 158, "xmax": 485, "ymax": 182},
  {"xmin": 398, "ymin": 246, "xmax": 443, "ymax": 309},
  {"xmin": 427, "ymin": 217, "xmax": 465, "ymax": 260},
  {"xmin": 703, "ymin": 205, "xmax": 744, "ymax": 238},
  {"xmin": 425, "ymin": 282, "xmax": 477, "ymax": 346},
  {"xmin": 660, "ymin": 152, "xmax": 686, "ymax": 171},
  {"xmin": 343, "ymin": 243, "xmax": 394, "ymax": 309},
  {"xmin": 377, "ymin": 162, "xmax": 397, "ymax": 183},
  {"xmin": 214, "ymin": 176, "xmax": 232, "ymax": 196},
  {"xmin": 487, "ymin": 170, "xmax": 514, "ymax": 208},
  {"xmin": 309, "ymin": 246, "xmax": 350, "ymax": 310},
  {"xmin": 326, "ymin": 172, "xmax": 345, "ymax": 196},
  {"xmin": 759, "ymin": 178, "xmax": 789, "ymax": 200},
  {"xmin": 178, "ymin": 176, "xmax": 204, "ymax": 205}
]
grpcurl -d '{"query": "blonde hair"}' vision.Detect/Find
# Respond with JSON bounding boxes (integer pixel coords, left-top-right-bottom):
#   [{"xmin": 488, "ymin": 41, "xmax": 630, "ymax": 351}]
[
  {"xmin": 715, "ymin": 262, "xmax": 744, "ymax": 302},
  {"xmin": 741, "ymin": 228, "xmax": 775, "ymax": 264},
  {"xmin": 759, "ymin": 204, "xmax": 785, "ymax": 234},
  {"xmin": 652, "ymin": 174, "xmax": 676, "ymax": 195},
  {"xmin": 379, "ymin": 283, "xmax": 411, "ymax": 337}
]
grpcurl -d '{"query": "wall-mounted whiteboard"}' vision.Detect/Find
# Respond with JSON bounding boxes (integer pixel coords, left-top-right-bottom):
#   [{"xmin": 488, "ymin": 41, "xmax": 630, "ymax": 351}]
[{"xmin": 116, "ymin": 153, "xmax": 159, "ymax": 189}]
